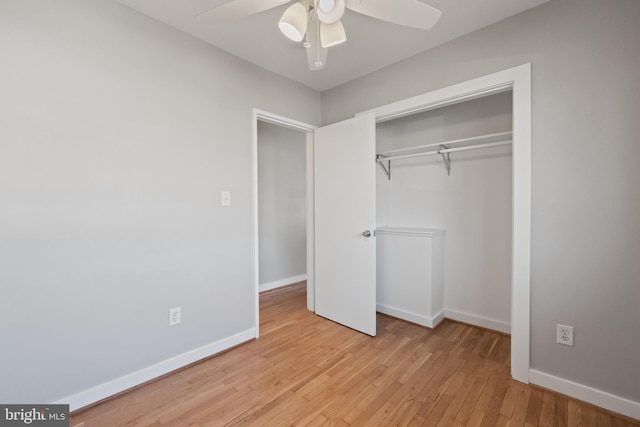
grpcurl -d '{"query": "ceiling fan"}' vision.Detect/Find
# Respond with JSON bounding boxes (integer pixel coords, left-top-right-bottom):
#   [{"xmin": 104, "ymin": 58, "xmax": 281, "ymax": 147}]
[{"xmin": 196, "ymin": 0, "xmax": 441, "ymax": 71}]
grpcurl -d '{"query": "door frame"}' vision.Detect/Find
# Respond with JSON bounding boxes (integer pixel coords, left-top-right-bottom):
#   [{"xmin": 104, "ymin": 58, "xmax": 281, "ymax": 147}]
[
  {"xmin": 252, "ymin": 109, "xmax": 317, "ymax": 338},
  {"xmin": 357, "ymin": 63, "xmax": 532, "ymax": 383}
]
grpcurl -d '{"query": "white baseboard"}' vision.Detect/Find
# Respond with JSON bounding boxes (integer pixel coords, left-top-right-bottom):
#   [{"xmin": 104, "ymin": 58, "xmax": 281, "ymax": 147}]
[
  {"xmin": 376, "ymin": 304, "xmax": 445, "ymax": 328},
  {"xmin": 259, "ymin": 274, "xmax": 307, "ymax": 293},
  {"xmin": 444, "ymin": 309, "xmax": 511, "ymax": 334},
  {"xmin": 530, "ymin": 369, "xmax": 640, "ymax": 421},
  {"xmin": 56, "ymin": 328, "xmax": 256, "ymax": 412}
]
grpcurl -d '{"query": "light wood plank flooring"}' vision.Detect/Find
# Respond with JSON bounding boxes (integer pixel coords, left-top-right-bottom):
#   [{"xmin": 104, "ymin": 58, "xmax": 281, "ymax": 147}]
[{"xmin": 71, "ymin": 283, "xmax": 639, "ymax": 426}]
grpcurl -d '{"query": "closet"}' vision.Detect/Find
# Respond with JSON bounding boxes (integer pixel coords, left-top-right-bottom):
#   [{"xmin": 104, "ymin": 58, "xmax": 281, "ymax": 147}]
[{"xmin": 375, "ymin": 91, "xmax": 513, "ymax": 333}]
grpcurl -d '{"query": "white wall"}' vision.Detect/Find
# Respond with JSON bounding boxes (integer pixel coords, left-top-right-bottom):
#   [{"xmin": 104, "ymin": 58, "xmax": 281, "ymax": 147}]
[
  {"xmin": 0, "ymin": 0, "xmax": 320, "ymax": 406},
  {"xmin": 257, "ymin": 121, "xmax": 307, "ymax": 288},
  {"xmin": 323, "ymin": 0, "xmax": 640, "ymax": 406},
  {"xmin": 376, "ymin": 93, "xmax": 513, "ymax": 331}
]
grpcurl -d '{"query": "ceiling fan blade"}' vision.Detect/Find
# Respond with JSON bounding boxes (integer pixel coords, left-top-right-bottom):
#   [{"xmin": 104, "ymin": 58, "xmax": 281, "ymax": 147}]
[
  {"xmin": 345, "ymin": 0, "xmax": 441, "ymax": 30},
  {"xmin": 196, "ymin": 0, "xmax": 292, "ymax": 23}
]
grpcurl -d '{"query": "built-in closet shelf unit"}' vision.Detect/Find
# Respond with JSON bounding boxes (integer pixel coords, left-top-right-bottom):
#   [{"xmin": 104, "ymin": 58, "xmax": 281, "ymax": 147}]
[
  {"xmin": 376, "ymin": 131, "xmax": 512, "ymax": 178},
  {"xmin": 376, "ymin": 227, "xmax": 445, "ymax": 329}
]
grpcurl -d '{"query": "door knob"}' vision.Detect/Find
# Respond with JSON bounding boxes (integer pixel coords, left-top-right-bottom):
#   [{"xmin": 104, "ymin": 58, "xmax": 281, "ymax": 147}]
[{"xmin": 362, "ymin": 230, "xmax": 372, "ymax": 238}]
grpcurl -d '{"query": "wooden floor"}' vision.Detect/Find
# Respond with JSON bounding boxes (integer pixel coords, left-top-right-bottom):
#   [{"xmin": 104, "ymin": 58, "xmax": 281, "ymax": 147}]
[{"xmin": 71, "ymin": 283, "xmax": 639, "ymax": 427}]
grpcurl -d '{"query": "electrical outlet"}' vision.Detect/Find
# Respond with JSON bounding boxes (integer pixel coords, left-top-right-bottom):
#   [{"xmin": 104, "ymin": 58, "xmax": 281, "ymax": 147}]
[
  {"xmin": 557, "ymin": 324, "xmax": 574, "ymax": 346},
  {"xmin": 169, "ymin": 307, "xmax": 181, "ymax": 326}
]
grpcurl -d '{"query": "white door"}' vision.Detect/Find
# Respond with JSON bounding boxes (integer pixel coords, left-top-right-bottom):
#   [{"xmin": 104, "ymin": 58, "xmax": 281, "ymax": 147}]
[{"xmin": 314, "ymin": 113, "xmax": 377, "ymax": 336}]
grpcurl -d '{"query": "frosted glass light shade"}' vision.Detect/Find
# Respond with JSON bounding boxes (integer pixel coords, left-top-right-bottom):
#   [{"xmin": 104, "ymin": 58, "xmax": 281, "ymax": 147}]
[
  {"xmin": 320, "ymin": 20, "xmax": 346, "ymax": 47},
  {"xmin": 279, "ymin": 2, "xmax": 308, "ymax": 42},
  {"xmin": 319, "ymin": 0, "xmax": 334, "ymax": 10},
  {"xmin": 317, "ymin": 0, "xmax": 345, "ymax": 24}
]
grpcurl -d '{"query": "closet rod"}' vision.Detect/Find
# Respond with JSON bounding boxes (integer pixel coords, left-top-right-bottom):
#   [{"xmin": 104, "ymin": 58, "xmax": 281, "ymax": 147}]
[
  {"xmin": 378, "ymin": 140, "xmax": 511, "ymax": 162},
  {"xmin": 383, "ymin": 131, "xmax": 512, "ymax": 156}
]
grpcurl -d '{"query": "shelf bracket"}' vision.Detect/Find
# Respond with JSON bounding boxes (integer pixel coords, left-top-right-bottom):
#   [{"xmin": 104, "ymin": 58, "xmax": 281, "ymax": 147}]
[
  {"xmin": 438, "ymin": 145, "xmax": 451, "ymax": 176},
  {"xmin": 376, "ymin": 154, "xmax": 391, "ymax": 180}
]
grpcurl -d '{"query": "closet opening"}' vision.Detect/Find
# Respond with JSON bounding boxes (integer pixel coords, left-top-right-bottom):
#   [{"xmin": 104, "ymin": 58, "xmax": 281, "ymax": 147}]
[
  {"xmin": 375, "ymin": 91, "xmax": 513, "ymax": 334},
  {"xmin": 358, "ymin": 63, "xmax": 531, "ymax": 382}
]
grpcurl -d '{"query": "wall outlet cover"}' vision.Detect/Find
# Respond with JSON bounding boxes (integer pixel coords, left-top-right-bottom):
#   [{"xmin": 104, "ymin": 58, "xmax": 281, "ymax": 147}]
[
  {"xmin": 557, "ymin": 324, "xmax": 574, "ymax": 346},
  {"xmin": 169, "ymin": 307, "xmax": 181, "ymax": 326}
]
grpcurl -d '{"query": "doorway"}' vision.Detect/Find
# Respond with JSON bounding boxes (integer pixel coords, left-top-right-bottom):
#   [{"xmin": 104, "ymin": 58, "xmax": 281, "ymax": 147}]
[
  {"xmin": 257, "ymin": 121, "xmax": 307, "ymax": 293},
  {"xmin": 252, "ymin": 109, "xmax": 317, "ymax": 337}
]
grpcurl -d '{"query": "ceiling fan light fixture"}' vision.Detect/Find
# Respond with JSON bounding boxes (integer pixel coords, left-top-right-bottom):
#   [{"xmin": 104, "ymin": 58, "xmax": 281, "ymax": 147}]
[
  {"xmin": 316, "ymin": 0, "xmax": 345, "ymax": 24},
  {"xmin": 320, "ymin": 20, "xmax": 346, "ymax": 48},
  {"xmin": 200, "ymin": 0, "xmax": 442, "ymax": 72},
  {"xmin": 278, "ymin": 1, "xmax": 308, "ymax": 42}
]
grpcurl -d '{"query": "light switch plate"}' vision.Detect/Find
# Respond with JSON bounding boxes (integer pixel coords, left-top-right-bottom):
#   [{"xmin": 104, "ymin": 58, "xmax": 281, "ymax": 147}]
[{"xmin": 221, "ymin": 191, "xmax": 231, "ymax": 206}]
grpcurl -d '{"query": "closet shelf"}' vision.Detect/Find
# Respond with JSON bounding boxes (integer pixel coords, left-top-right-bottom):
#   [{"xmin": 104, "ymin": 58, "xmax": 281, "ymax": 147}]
[{"xmin": 376, "ymin": 131, "xmax": 512, "ymax": 179}]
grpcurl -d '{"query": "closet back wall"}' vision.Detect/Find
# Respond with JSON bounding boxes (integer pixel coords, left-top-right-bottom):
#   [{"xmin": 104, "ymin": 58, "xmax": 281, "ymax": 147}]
[{"xmin": 376, "ymin": 92, "xmax": 513, "ymax": 331}]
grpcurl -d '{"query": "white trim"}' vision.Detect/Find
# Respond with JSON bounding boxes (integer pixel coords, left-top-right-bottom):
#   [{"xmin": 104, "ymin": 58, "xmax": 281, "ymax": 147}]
[
  {"xmin": 56, "ymin": 329, "xmax": 256, "ymax": 412},
  {"xmin": 530, "ymin": 369, "xmax": 640, "ymax": 421},
  {"xmin": 305, "ymin": 131, "xmax": 316, "ymax": 312},
  {"xmin": 357, "ymin": 64, "xmax": 532, "ymax": 383},
  {"xmin": 510, "ymin": 64, "xmax": 532, "ymax": 383},
  {"xmin": 252, "ymin": 109, "xmax": 260, "ymax": 338},
  {"xmin": 259, "ymin": 274, "xmax": 308, "ymax": 293},
  {"xmin": 252, "ymin": 109, "xmax": 317, "ymax": 337},
  {"xmin": 358, "ymin": 83, "xmax": 513, "ymax": 123},
  {"xmin": 254, "ymin": 109, "xmax": 318, "ymax": 133},
  {"xmin": 377, "ymin": 304, "xmax": 444, "ymax": 328},
  {"xmin": 444, "ymin": 309, "xmax": 511, "ymax": 334}
]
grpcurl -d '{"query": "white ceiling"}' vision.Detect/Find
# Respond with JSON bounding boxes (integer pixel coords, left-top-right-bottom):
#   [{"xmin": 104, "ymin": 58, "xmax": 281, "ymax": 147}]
[{"xmin": 114, "ymin": 0, "xmax": 551, "ymax": 92}]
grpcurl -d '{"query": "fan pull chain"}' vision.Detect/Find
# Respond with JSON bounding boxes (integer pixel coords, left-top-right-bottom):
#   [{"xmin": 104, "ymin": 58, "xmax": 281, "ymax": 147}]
[{"xmin": 315, "ymin": 14, "xmax": 322, "ymax": 68}]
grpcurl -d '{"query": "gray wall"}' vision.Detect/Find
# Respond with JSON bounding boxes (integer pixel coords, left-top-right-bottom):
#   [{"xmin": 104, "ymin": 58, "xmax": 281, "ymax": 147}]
[
  {"xmin": 323, "ymin": 0, "xmax": 640, "ymax": 402},
  {"xmin": 3, "ymin": 0, "xmax": 639, "ymax": 409},
  {"xmin": 258, "ymin": 122, "xmax": 307, "ymax": 286},
  {"xmin": 0, "ymin": 0, "xmax": 320, "ymax": 404},
  {"xmin": 377, "ymin": 93, "xmax": 513, "ymax": 329}
]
